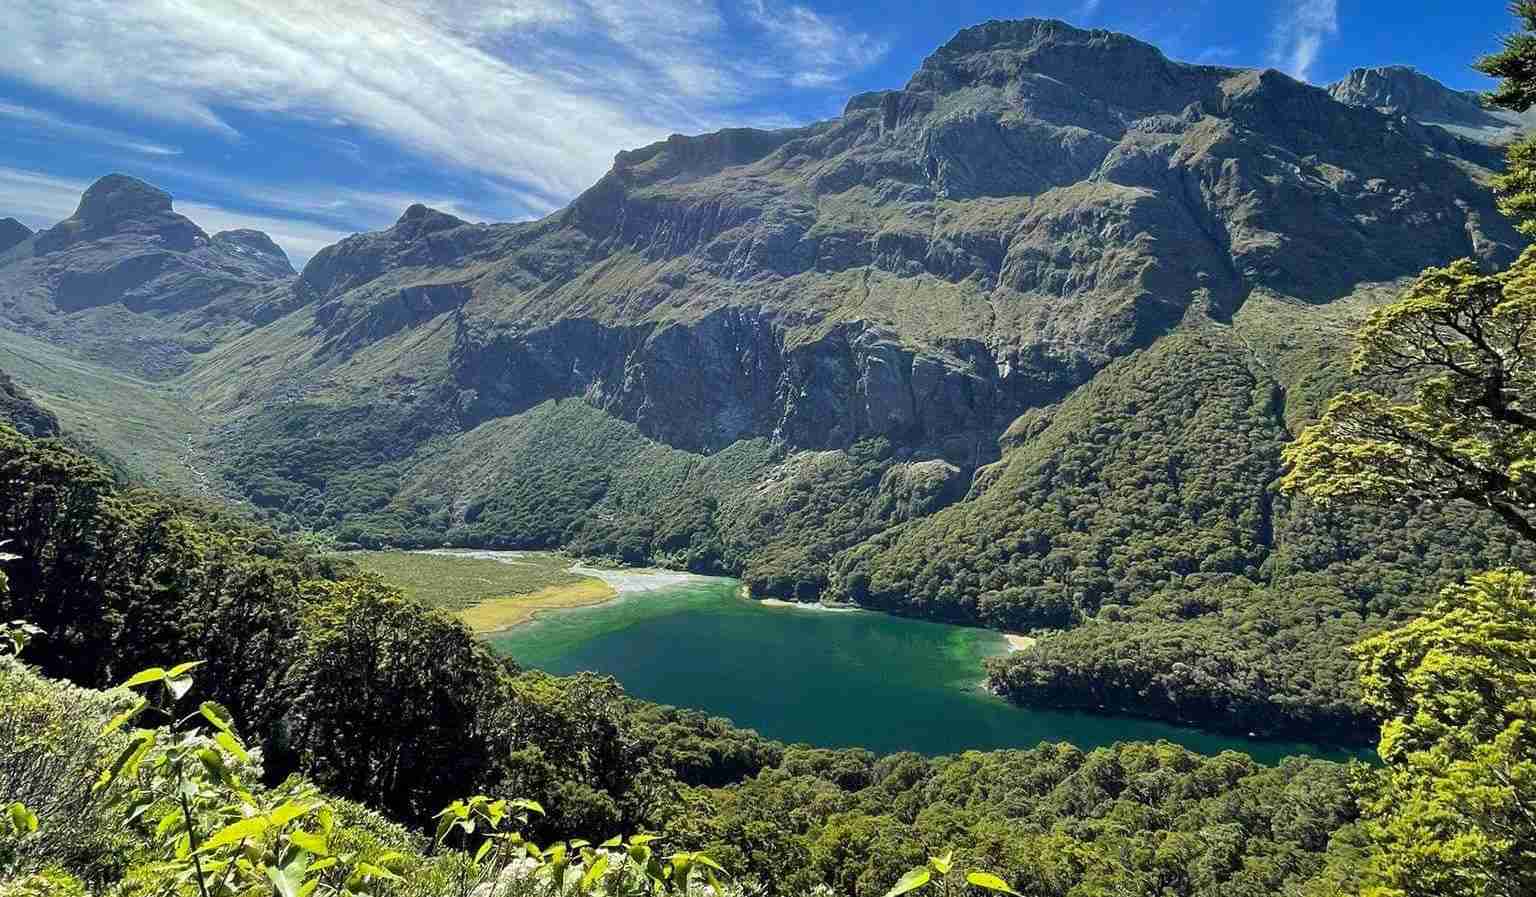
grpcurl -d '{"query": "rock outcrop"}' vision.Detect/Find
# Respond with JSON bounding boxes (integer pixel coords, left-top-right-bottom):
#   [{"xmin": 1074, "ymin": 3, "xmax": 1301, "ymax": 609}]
[
  {"xmin": 1330, "ymin": 64, "xmax": 1536, "ymax": 143},
  {"xmin": 280, "ymin": 20, "xmax": 1521, "ymax": 466},
  {"xmin": 0, "ymin": 219, "xmax": 31, "ymax": 256},
  {"xmin": 0, "ymin": 174, "xmax": 296, "ymax": 377}
]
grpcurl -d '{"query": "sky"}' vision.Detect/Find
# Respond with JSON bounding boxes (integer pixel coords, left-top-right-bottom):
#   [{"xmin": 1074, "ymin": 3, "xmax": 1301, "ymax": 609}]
[{"xmin": 0, "ymin": 0, "xmax": 1523, "ymax": 267}]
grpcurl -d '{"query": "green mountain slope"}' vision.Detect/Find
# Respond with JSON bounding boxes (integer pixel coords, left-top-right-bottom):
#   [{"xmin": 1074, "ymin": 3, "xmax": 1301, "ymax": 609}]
[{"xmin": 0, "ymin": 18, "xmax": 1529, "ymax": 742}]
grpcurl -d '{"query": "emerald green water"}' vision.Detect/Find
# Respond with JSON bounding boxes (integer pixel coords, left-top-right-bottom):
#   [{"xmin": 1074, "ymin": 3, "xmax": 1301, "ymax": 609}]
[{"xmin": 489, "ymin": 576, "xmax": 1362, "ymax": 764}]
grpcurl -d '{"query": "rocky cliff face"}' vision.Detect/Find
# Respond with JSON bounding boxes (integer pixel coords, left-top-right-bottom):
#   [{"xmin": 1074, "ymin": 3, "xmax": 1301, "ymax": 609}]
[
  {"xmin": 0, "ymin": 219, "xmax": 31, "ymax": 256},
  {"xmin": 272, "ymin": 20, "xmax": 1520, "ymax": 467},
  {"xmin": 0, "ymin": 174, "xmax": 295, "ymax": 377},
  {"xmin": 1, "ymin": 20, "xmax": 1528, "ymax": 600},
  {"xmin": 0, "ymin": 370, "xmax": 59, "ymax": 438},
  {"xmin": 1329, "ymin": 64, "xmax": 1536, "ymax": 144}
]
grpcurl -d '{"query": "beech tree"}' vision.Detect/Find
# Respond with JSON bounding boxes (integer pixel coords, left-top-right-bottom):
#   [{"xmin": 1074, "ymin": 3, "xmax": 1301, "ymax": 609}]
[
  {"xmin": 1280, "ymin": 252, "xmax": 1536, "ymax": 542},
  {"xmin": 1352, "ymin": 570, "xmax": 1536, "ymax": 897},
  {"xmin": 1480, "ymin": 0, "xmax": 1536, "ymax": 234}
]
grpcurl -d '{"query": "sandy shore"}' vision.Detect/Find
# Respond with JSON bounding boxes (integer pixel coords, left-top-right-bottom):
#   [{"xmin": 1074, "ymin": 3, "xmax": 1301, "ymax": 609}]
[
  {"xmin": 570, "ymin": 564, "xmax": 703, "ymax": 593},
  {"xmin": 1005, "ymin": 633, "xmax": 1037, "ymax": 651},
  {"xmin": 459, "ymin": 580, "xmax": 617, "ymax": 633},
  {"xmin": 756, "ymin": 597, "xmax": 860, "ymax": 613},
  {"xmin": 466, "ymin": 563, "xmax": 711, "ymax": 634}
]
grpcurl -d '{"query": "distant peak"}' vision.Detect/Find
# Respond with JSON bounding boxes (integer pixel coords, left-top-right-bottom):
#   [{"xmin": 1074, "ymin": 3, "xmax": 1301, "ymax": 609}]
[
  {"xmin": 213, "ymin": 228, "xmax": 285, "ymax": 258},
  {"xmin": 74, "ymin": 173, "xmax": 174, "ymax": 227},
  {"xmin": 0, "ymin": 217, "xmax": 32, "ymax": 254},
  {"xmin": 394, "ymin": 203, "xmax": 467, "ymax": 236},
  {"xmin": 921, "ymin": 17, "xmax": 1170, "ymax": 69},
  {"xmin": 1330, "ymin": 65, "xmax": 1487, "ymax": 119}
]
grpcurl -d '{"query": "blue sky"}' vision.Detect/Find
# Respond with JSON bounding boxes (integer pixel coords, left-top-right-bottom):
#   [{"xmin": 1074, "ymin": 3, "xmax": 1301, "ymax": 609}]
[{"xmin": 0, "ymin": 0, "xmax": 1521, "ymax": 266}]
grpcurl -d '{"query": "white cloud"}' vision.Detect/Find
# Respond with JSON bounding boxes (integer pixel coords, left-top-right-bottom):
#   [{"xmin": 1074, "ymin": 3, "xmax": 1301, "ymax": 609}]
[
  {"xmin": 1078, "ymin": 0, "xmax": 1103, "ymax": 21},
  {"xmin": 1269, "ymin": 0, "xmax": 1339, "ymax": 83},
  {"xmin": 0, "ymin": 0, "xmax": 887, "ymax": 204},
  {"xmin": 0, "ymin": 167, "xmax": 94, "ymax": 228},
  {"xmin": 0, "ymin": 102, "xmax": 181, "ymax": 156},
  {"xmin": 746, "ymin": 1, "xmax": 890, "ymax": 88}
]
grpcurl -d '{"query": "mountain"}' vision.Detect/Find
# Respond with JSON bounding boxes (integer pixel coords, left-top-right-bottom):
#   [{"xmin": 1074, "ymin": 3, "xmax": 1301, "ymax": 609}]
[
  {"xmin": 0, "ymin": 218, "xmax": 31, "ymax": 256},
  {"xmin": 0, "ymin": 18, "xmax": 1529, "ymax": 742},
  {"xmin": 0, "ymin": 173, "xmax": 296, "ymax": 378},
  {"xmin": 1330, "ymin": 64, "xmax": 1536, "ymax": 144}
]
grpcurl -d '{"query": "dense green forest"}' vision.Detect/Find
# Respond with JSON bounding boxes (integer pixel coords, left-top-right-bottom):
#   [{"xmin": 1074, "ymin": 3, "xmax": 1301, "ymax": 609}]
[
  {"xmin": 4, "ymin": 8, "xmax": 1536, "ymax": 897},
  {"xmin": 0, "ymin": 421, "xmax": 1373, "ymax": 897}
]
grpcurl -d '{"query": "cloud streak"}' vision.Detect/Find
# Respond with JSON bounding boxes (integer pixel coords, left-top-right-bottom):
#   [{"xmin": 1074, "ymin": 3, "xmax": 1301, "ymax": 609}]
[
  {"xmin": 0, "ymin": 102, "xmax": 181, "ymax": 156},
  {"xmin": 0, "ymin": 0, "xmax": 888, "ymax": 204},
  {"xmin": 1269, "ymin": 0, "xmax": 1338, "ymax": 83}
]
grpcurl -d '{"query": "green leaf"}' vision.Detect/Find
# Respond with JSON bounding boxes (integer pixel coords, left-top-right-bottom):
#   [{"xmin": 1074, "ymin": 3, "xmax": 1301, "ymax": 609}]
[
  {"xmin": 965, "ymin": 872, "xmax": 1022, "ymax": 896},
  {"xmin": 200, "ymin": 701, "xmax": 235, "ymax": 733},
  {"xmin": 202, "ymin": 815, "xmax": 271, "ymax": 851},
  {"xmin": 581, "ymin": 854, "xmax": 611, "ymax": 890},
  {"xmin": 120, "ymin": 667, "xmax": 167, "ymax": 689},
  {"xmin": 94, "ymin": 730, "xmax": 155, "ymax": 793},
  {"xmin": 290, "ymin": 829, "xmax": 329, "ymax": 856},
  {"xmin": 215, "ymin": 730, "xmax": 250, "ymax": 765},
  {"xmin": 270, "ymin": 801, "xmax": 312, "ymax": 828},
  {"xmin": 267, "ymin": 864, "xmax": 301, "ymax": 897},
  {"xmin": 102, "ymin": 697, "xmax": 149, "ymax": 735},
  {"xmin": 6, "ymin": 802, "xmax": 37, "ymax": 835},
  {"xmin": 883, "ymin": 866, "xmax": 932, "ymax": 897},
  {"xmin": 166, "ymin": 661, "xmax": 204, "ymax": 678},
  {"xmin": 930, "ymin": 851, "xmax": 953, "ymax": 875}
]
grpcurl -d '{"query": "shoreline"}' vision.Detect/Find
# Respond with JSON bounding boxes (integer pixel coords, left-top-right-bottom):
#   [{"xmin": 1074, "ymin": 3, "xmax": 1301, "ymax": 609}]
[
  {"xmin": 1005, "ymin": 633, "xmax": 1037, "ymax": 651},
  {"xmin": 466, "ymin": 560, "xmax": 712, "ymax": 635}
]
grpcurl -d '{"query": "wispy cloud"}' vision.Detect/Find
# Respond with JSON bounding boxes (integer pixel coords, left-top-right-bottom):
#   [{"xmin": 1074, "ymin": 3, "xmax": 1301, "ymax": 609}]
[
  {"xmin": 0, "ymin": 102, "xmax": 181, "ymax": 157},
  {"xmin": 0, "ymin": 0, "xmax": 886, "ymax": 203},
  {"xmin": 1269, "ymin": 0, "xmax": 1338, "ymax": 83},
  {"xmin": 1077, "ymin": 0, "xmax": 1103, "ymax": 22},
  {"xmin": 745, "ymin": 1, "xmax": 890, "ymax": 88}
]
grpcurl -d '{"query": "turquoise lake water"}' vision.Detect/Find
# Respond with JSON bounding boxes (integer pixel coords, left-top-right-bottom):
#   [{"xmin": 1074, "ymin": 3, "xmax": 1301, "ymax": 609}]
[{"xmin": 489, "ymin": 575, "xmax": 1365, "ymax": 764}]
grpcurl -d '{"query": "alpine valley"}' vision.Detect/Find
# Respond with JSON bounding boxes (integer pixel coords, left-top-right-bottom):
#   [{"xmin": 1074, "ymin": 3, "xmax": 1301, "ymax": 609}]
[{"xmin": 2, "ymin": 18, "xmax": 1532, "ymax": 753}]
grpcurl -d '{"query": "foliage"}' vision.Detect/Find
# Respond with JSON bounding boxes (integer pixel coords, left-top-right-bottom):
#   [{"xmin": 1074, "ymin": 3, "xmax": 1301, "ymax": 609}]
[
  {"xmin": 1350, "ymin": 569, "xmax": 1536, "ymax": 897},
  {"xmin": 0, "ymin": 422, "xmax": 1378, "ymax": 897},
  {"xmin": 1281, "ymin": 251, "xmax": 1536, "ymax": 542},
  {"xmin": 1478, "ymin": 0, "xmax": 1536, "ymax": 234}
]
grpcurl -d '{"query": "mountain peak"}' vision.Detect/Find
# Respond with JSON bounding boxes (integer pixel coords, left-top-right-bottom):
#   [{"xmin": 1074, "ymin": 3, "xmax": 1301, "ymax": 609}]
[
  {"xmin": 34, "ymin": 173, "xmax": 206, "ymax": 254},
  {"xmin": 211, "ymin": 229, "xmax": 295, "ymax": 277},
  {"xmin": 929, "ymin": 18, "xmax": 1115, "ymax": 56},
  {"xmin": 1329, "ymin": 65, "xmax": 1532, "ymax": 142},
  {"xmin": 0, "ymin": 218, "xmax": 32, "ymax": 255},
  {"xmin": 73, "ymin": 174, "xmax": 174, "ymax": 227},
  {"xmin": 907, "ymin": 17, "xmax": 1224, "ymax": 115},
  {"xmin": 394, "ymin": 203, "xmax": 467, "ymax": 237}
]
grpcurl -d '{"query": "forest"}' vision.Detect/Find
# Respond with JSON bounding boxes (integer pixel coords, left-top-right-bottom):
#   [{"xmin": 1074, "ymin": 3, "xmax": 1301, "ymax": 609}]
[{"xmin": 4, "ymin": 7, "xmax": 1536, "ymax": 897}]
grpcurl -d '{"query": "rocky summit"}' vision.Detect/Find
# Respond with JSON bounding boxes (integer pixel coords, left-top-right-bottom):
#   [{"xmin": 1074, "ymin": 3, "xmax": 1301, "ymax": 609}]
[
  {"xmin": 1330, "ymin": 63, "xmax": 1536, "ymax": 143},
  {"xmin": 0, "ymin": 19, "xmax": 1531, "ymax": 741},
  {"xmin": 0, "ymin": 173, "xmax": 295, "ymax": 378}
]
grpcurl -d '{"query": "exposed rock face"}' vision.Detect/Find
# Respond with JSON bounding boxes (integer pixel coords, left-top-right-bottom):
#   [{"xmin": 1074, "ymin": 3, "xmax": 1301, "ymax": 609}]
[
  {"xmin": 286, "ymin": 19, "xmax": 1521, "ymax": 466},
  {"xmin": 0, "ymin": 174, "xmax": 296, "ymax": 377},
  {"xmin": 0, "ymin": 219, "xmax": 31, "ymax": 256},
  {"xmin": 1329, "ymin": 65, "xmax": 1536, "ymax": 143},
  {"xmin": 0, "ymin": 370, "xmax": 59, "ymax": 438}
]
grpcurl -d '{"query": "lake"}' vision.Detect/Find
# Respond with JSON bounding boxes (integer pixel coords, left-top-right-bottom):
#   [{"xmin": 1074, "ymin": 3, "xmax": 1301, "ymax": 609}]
[{"xmin": 489, "ymin": 572, "xmax": 1364, "ymax": 764}]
